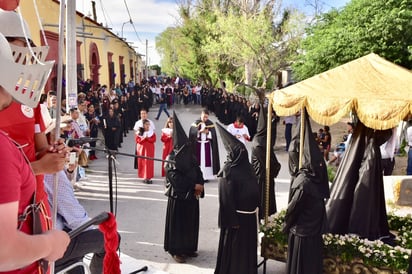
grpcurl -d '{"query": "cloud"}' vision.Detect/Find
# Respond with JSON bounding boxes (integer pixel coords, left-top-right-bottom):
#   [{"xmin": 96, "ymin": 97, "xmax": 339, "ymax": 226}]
[{"xmin": 78, "ymin": 0, "xmax": 180, "ymax": 65}]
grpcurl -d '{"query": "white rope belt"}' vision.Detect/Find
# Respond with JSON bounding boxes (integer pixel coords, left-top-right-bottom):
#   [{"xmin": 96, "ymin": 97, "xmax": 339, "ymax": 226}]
[
  {"xmin": 236, "ymin": 207, "xmax": 260, "ymax": 239},
  {"xmin": 236, "ymin": 208, "xmax": 258, "ymax": 214}
]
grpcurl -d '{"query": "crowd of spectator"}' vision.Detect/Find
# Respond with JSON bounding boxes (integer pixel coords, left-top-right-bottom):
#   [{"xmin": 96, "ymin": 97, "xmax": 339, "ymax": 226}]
[{"xmin": 41, "ymin": 77, "xmax": 272, "ymax": 159}]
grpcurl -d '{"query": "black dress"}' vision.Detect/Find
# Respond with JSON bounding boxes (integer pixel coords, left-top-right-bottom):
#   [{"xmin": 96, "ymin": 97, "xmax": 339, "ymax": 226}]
[
  {"xmin": 164, "ymin": 112, "xmax": 205, "ymax": 258},
  {"xmin": 103, "ymin": 114, "xmax": 120, "ymax": 150},
  {"xmin": 284, "ymin": 171, "xmax": 326, "ymax": 274},
  {"xmin": 251, "ymin": 106, "xmax": 281, "ymax": 219},
  {"xmin": 215, "ymin": 123, "xmax": 260, "ymax": 274},
  {"xmin": 282, "ymin": 109, "xmax": 330, "ymax": 274}
]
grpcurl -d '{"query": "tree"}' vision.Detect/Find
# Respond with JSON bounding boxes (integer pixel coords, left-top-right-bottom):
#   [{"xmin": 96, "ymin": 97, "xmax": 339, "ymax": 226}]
[
  {"xmin": 293, "ymin": 0, "xmax": 412, "ymax": 81},
  {"xmin": 156, "ymin": 0, "xmax": 305, "ymax": 97}
]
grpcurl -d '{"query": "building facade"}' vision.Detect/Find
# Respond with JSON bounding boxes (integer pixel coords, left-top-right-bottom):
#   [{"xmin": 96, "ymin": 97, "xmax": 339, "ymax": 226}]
[{"xmin": 19, "ymin": 0, "xmax": 143, "ymax": 93}]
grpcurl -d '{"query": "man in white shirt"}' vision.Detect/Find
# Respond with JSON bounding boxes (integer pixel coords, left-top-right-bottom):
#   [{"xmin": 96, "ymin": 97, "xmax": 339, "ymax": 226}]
[
  {"xmin": 380, "ymin": 127, "xmax": 398, "ymax": 175},
  {"xmin": 227, "ymin": 116, "xmax": 250, "ymax": 144}
]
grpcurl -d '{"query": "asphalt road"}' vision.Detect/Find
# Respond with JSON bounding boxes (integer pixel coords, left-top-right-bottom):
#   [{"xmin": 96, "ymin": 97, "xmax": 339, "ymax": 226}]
[{"xmin": 75, "ymin": 103, "xmax": 290, "ymax": 274}]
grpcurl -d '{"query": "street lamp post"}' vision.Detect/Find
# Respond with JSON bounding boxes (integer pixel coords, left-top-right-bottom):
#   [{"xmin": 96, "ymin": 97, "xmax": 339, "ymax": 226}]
[{"xmin": 121, "ymin": 19, "xmax": 132, "ymax": 39}]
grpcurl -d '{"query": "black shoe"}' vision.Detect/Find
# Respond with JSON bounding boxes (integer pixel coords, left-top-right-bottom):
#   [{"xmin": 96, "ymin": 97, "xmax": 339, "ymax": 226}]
[
  {"xmin": 172, "ymin": 255, "xmax": 186, "ymax": 263},
  {"xmin": 155, "ymin": 117, "xmax": 159, "ymax": 120},
  {"xmin": 118, "ymin": 144, "xmax": 122, "ymax": 148},
  {"xmin": 186, "ymin": 252, "xmax": 198, "ymax": 257},
  {"xmin": 144, "ymin": 179, "xmax": 152, "ymax": 184}
]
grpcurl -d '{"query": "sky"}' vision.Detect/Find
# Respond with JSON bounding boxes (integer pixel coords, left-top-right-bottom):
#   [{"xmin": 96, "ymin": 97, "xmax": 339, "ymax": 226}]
[{"xmin": 78, "ymin": 0, "xmax": 350, "ymax": 66}]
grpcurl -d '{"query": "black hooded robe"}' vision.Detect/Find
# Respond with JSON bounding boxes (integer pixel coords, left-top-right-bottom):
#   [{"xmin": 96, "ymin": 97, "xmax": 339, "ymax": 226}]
[
  {"xmin": 163, "ymin": 151, "xmax": 204, "ymax": 256},
  {"xmin": 215, "ymin": 123, "xmax": 260, "ymax": 274},
  {"xmin": 284, "ymin": 172, "xmax": 327, "ymax": 274},
  {"xmin": 251, "ymin": 106, "xmax": 281, "ymax": 219},
  {"xmin": 164, "ymin": 112, "xmax": 205, "ymax": 257},
  {"xmin": 283, "ymin": 110, "xmax": 329, "ymax": 274},
  {"xmin": 326, "ymin": 122, "xmax": 392, "ymax": 240}
]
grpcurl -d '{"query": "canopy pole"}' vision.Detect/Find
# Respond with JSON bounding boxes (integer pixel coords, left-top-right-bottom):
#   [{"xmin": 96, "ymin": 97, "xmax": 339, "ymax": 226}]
[
  {"xmin": 264, "ymin": 98, "xmax": 273, "ymax": 224},
  {"xmin": 299, "ymin": 108, "xmax": 305, "ymax": 169}
]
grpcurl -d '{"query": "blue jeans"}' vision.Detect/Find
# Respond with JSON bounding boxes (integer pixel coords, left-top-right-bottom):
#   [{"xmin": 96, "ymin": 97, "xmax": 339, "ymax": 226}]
[
  {"xmin": 407, "ymin": 149, "xmax": 412, "ymax": 175},
  {"xmin": 156, "ymin": 103, "xmax": 170, "ymax": 119}
]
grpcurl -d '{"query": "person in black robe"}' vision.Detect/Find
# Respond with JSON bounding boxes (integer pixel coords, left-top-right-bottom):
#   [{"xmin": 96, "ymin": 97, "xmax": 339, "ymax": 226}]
[
  {"xmin": 326, "ymin": 121, "xmax": 393, "ymax": 241},
  {"xmin": 214, "ymin": 123, "xmax": 260, "ymax": 274},
  {"xmin": 164, "ymin": 111, "xmax": 205, "ymax": 263},
  {"xmin": 251, "ymin": 106, "xmax": 281, "ymax": 220},
  {"xmin": 102, "ymin": 108, "xmax": 121, "ymax": 150},
  {"xmin": 282, "ymin": 109, "xmax": 330, "ymax": 274},
  {"xmin": 188, "ymin": 109, "xmax": 220, "ymax": 178}
]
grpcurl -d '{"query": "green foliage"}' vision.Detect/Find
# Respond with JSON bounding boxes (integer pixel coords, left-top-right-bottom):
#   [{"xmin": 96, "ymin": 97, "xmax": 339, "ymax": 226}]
[
  {"xmin": 327, "ymin": 165, "xmax": 337, "ymax": 182},
  {"xmin": 399, "ymin": 138, "xmax": 408, "ymax": 157},
  {"xmin": 156, "ymin": 0, "xmax": 305, "ymax": 92},
  {"xmin": 293, "ymin": 0, "xmax": 412, "ymax": 80}
]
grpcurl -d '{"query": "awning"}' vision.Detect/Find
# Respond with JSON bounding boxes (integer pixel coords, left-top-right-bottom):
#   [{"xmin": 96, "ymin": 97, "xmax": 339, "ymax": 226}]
[{"xmin": 270, "ymin": 53, "xmax": 412, "ymax": 130}]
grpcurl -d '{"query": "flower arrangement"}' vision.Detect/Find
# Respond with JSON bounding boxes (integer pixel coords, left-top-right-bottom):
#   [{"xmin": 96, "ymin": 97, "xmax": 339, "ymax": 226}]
[{"xmin": 261, "ymin": 210, "xmax": 412, "ymax": 273}]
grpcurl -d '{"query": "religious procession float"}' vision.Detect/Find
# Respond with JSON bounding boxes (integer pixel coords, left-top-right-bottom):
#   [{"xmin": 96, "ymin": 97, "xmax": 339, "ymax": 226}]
[
  {"xmin": 261, "ymin": 210, "xmax": 411, "ymax": 273},
  {"xmin": 259, "ymin": 54, "xmax": 412, "ymax": 273}
]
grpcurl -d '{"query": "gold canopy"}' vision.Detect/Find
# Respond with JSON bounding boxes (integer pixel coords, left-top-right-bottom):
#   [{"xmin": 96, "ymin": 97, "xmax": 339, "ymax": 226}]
[{"xmin": 270, "ymin": 53, "xmax": 412, "ymax": 130}]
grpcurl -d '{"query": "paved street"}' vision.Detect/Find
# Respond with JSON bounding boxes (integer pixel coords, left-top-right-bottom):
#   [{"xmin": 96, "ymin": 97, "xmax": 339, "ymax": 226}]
[{"xmin": 76, "ymin": 103, "xmax": 292, "ymax": 274}]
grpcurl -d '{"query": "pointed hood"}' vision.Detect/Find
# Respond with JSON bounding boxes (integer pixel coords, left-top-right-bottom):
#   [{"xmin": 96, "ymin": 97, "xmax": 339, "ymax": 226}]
[
  {"xmin": 217, "ymin": 122, "xmax": 245, "ymax": 158},
  {"xmin": 252, "ymin": 105, "xmax": 277, "ymax": 147},
  {"xmin": 256, "ymin": 105, "xmax": 266, "ymax": 137},
  {"xmin": 172, "ymin": 111, "xmax": 195, "ymax": 172},
  {"xmin": 303, "ymin": 110, "xmax": 329, "ymax": 198},
  {"xmin": 217, "ymin": 123, "xmax": 250, "ymax": 177},
  {"xmin": 173, "ymin": 111, "xmax": 188, "ymax": 150},
  {"xmin": 292, "ymin": 110, "xmax": 329, "ymax": 199}
]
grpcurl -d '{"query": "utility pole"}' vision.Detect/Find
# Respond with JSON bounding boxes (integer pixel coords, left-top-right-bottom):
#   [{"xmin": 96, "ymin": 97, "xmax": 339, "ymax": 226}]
[
  {"xmin": 66, "ymin": 0, "xmax": 77, "ymax": 109},
  {"xmin": 145, "ymin": 39, "xmax": 148, "ymax": 80}
]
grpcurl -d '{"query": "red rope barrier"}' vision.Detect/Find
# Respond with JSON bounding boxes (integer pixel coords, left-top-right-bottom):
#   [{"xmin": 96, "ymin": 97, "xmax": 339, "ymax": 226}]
[{"xmin": 99, "ymin": 212, "xmax": 121, "ymax": 274}]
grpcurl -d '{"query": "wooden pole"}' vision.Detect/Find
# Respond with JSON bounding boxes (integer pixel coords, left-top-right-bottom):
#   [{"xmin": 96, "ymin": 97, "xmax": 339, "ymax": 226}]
[
  {"xmin": 299, "ymin": 108, "xmax": 305, "ymax": 169},
  {"xmin": 264, "ymin": 97, "xmax": 273, "ymax": 224}
]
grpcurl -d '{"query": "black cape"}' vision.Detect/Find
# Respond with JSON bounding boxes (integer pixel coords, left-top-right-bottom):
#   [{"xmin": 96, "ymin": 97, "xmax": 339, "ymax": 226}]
[
  {"xmin": 326, "ymin": 121, "xmax": 392, "ymax": 240},
  {"xmin": 189, "ymin": 118, "xmax": 220, "ymax": 175},
  {"xmin": 283, "ymin": 110, "xmax": 329, "ymax": 274},
  {"xmin": 215, "ymin": 123, "xmax": 259, "ymax": 274},
  {"xmin": 251, "ymin": 106, "xmax": 281, "ymax": 219},
  {"xmin": 164, "ymin": 112, "xmax": 205, "ymax": 256}
]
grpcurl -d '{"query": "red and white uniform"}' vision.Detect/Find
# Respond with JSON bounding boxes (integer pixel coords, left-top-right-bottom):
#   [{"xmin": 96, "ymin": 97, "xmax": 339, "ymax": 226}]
[
  {"xmin": 160, "ymin": 128, "xmax": 173, "ymax": 177},
  {"xmin": 135, "ymin": 130, "xmax": 156, "ymax": 180},
  {"xmin": 227, "ymin": 122, "xmax": 250, "ymax": 144}
]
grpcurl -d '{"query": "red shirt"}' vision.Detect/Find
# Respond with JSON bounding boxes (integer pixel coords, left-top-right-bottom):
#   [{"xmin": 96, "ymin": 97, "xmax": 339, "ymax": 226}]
[
  {"xmin": 0, "ymin": 102, "xmax": 51, "ymax": 273},
  {"xmin": 0, "ymin": 131, "xmax": 38, "ymax": 274},
  {"xmin": 0, "ymin": 102, "xmax": 45, "ymax": 160},
  {"xmin": 0, "ymin": 102, "xmax": 49, "ymax": 205}
]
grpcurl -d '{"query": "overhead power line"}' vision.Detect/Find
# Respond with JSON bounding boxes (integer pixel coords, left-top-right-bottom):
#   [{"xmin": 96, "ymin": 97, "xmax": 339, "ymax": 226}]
[{"xmin": 123, "ymin": 0, "xmax": 143, "ymax": 45}]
